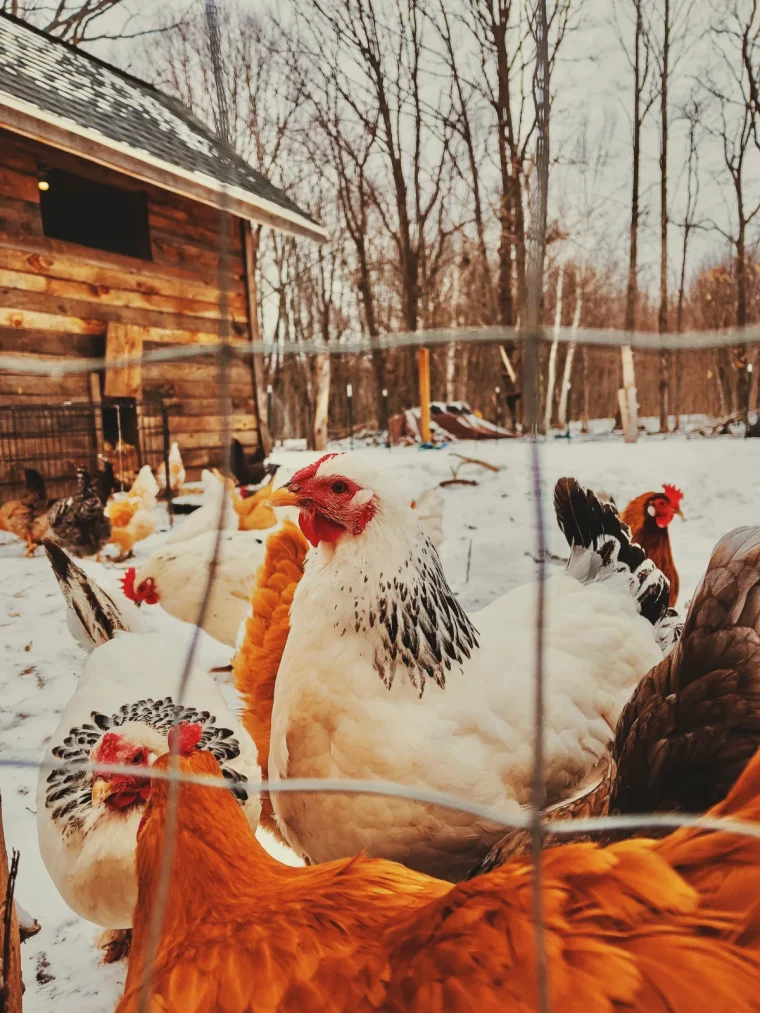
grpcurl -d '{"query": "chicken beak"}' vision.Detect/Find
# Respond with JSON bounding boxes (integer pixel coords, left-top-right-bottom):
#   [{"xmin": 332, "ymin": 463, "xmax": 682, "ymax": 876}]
[
  {"xmin": 91, "ymin": 778, "xmax": 113, "ymax": 807},
  {"xmin": 269, "ymin": 485, "xmax": 302, "ymax": 509},
  {"xmin": 677, "ymin": 508, "xmax": 684, "ymax": 519}
]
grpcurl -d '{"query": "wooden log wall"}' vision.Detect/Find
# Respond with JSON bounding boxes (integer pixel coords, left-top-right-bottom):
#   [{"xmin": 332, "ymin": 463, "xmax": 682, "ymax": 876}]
[{"xmin": 0, "ymin": 127, "xmax": 259, "ymax": 480}]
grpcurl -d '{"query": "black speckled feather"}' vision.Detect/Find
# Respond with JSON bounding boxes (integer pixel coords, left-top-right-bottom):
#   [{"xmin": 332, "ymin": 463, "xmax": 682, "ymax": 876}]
[{"xmin": 46, "ymin": 697, "xmax": 248, "ymax": 834}]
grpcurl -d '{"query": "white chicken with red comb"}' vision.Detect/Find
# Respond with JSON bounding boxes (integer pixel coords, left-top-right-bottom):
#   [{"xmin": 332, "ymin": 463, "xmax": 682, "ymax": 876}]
[
  {"xmin": 268, "ymin": 453, "xmax": 678, "ymax": 881},
  {"xmin": 37, "ymin": 540, "xmax": 261, "ymax": 951}
]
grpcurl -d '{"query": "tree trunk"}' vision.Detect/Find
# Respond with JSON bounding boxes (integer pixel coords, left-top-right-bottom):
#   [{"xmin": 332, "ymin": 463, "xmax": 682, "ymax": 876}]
[
  {"xmin": 658, "ymin": 0, "xmax": 670, "ymax": 433},
  {"xmin": 311, "ymin": 353, "xmax": 331, "ymax": 451},
  {"xmin": 558, "ymin": 278, "xmax": 583, "ymax": 429},
  {"xmin": 543, "ymin": 265, "xmax": 564, "ymax": 434},
  {"xmin": 0, "ymin": 793, "xmax": 23, "ymax": 1013},
  {"xmin": 581, "ymin": 345, "xmax": 589, "ymax": 433}
]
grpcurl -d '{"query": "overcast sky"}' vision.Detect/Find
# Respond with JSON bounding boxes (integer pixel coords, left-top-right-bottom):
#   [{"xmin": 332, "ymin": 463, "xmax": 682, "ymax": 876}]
[{"xmin": 84, "ymin": 0, "xmax": 759, "ymax": 297}]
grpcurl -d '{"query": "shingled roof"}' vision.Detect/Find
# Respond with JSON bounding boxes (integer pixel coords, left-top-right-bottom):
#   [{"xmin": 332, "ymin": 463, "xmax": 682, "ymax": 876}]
[{"xmin": 0, "ymin": 12, "xmax": 326, "ymax": 242}]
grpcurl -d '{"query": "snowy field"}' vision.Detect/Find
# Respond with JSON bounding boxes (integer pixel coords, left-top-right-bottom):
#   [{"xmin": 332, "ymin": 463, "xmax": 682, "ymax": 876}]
[{"xmin": 1, "ymin": 434, "xmax": 757, "ymax": 1011}]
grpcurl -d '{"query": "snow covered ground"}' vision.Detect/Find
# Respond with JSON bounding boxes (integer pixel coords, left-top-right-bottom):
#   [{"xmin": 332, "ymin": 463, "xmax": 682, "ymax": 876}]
[{"xmin": 1, "ymin": 433, "xmax": 757, "ymax": 1011}]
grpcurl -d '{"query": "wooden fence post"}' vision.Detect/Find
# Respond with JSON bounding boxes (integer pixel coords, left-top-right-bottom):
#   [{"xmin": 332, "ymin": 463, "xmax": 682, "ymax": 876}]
[
  {"xmin": 0, "ymin": 793, "xmax": 22, "ymax": 1013},
  {"xmin": 418, "ymin": 348, "xmax": 431, "ymax": 443}
]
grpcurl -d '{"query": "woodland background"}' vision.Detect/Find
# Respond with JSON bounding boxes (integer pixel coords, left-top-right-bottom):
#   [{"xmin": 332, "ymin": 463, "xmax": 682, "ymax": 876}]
[{"xmin": 3, "ymin": 0, "xmax": 760, "ymax": 443}]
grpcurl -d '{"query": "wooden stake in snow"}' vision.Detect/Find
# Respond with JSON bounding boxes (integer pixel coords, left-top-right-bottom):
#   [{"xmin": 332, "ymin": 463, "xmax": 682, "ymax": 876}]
[
  {"xmin": 558, "ymin": 277, "xmax": 583, "ymax": 429},
  {"xmin": 619, "ymin": 344, "xmax": 639, "ymax": 443},
  {"xmin": 418, "ymin": 348, "xmax": 432, "ymax": 443},
  {"xmin": 0, "ymin": 793, "xmax": 22, "ymax": 1013},
  {"xmin": 312, "ymin": 353, "xmax": 331, "ymax": 451},
  {"xmin": 543, "ymin": 264, "xmax": 564, "ymax": 434}
]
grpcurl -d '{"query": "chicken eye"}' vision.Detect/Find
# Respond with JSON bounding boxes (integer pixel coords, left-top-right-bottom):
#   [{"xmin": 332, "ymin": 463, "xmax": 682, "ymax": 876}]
[{"xmin": 332, "ymin": 481, "xmax": 349, "ymax": 494}]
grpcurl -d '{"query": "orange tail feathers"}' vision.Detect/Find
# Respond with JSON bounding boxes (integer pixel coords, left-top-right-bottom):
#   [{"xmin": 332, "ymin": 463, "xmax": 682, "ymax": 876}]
[
  {"xmin": 233, "ymin": 520, "xmax": 308, "ymax": 836},
  {"xmin": 655, "ymin": 744, "xmax": 760, "ymax": 933}
]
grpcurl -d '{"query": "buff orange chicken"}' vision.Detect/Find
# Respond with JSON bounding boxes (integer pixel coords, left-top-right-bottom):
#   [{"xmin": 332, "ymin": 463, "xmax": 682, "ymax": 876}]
[{"xmin": 118, "ymin": 722, "xmax": 760, "ymax": 1013}]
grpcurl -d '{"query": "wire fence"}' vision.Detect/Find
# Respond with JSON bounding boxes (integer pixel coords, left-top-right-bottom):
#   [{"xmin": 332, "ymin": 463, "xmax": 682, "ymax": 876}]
[{"xmin": 2, "ymin": 1, "xmax": 760, "ymax": 1010}]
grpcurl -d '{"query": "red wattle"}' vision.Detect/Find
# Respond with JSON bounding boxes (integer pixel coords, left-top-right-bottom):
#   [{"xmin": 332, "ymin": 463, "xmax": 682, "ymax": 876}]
[{"xmin": 299, "ymin": 509, "xmax": 345, "ymax": 547}]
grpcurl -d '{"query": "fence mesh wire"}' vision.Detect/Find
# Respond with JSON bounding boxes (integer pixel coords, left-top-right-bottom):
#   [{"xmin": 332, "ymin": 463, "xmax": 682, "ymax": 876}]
[{"xmin": 1, "ymin": 1, "xmax": 760, "ymax": 1009}]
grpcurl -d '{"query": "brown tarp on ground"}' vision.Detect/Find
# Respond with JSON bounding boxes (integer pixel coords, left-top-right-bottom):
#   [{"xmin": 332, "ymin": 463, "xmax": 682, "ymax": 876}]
[{"xmin": 389, "ymin": 402, "xmax": 516, "ymax": 446}]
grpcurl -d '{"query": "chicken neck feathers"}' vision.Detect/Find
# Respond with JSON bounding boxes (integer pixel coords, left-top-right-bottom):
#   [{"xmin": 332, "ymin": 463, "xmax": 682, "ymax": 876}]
[{"xmin": 234, "ymin": 521, "xmax": 307, "ymax": 836}]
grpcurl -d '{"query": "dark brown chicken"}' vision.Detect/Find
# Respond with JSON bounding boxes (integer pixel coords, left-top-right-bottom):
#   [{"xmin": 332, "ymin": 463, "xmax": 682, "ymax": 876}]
[
  {"xmin": 48, "ymin": 467, "xmax": 111, "ymax": 559},
  {"xmin": 621, "ymin": 485, "xmax": 683, "ymax": 606},
  {"xmin": 0, "ymin": 468, "xmax": 50, "ymax": 555},
  {"xmin": 469, "ymin": 524, "xmax": 760, "ymax": 875}
]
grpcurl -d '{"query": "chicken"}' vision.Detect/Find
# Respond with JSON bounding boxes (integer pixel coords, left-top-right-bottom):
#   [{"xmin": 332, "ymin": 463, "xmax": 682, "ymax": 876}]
[
  {"xmin": 621, "ymin": 484, "xmax": 683, "ymax": 606},
  {"xmin": 105, "ymin": 465, "xmax": 159, "ymax": 560},
  {"xmin": 47, "ymin": 466, "xmax": 111, "ymax": 559},
  {"xmin": 120, "ymin": 528, "xmax": 270, "ymax": 647},
  {"xmin": 157, "ymin": 442, "xmax": 185, "ymax": 497},
  {"xmin": 234, "ymin": 482, "xmax": 279, "ymax": 531},
  {"xmin": 95, "ymin": 459, "xmax": 119, "ymax": 506},
  {"xmin": 166, "ymin": 469, "xmax": 238, "ymax": 544},
  {"xmin": 264, "ymin": 457, "xmax": 673, "ymax": 880},
  {"xmin": 471, "ymin": 524, "xmax": 760, "ymax": 874},
  {"xmin": 230, "ymin": 437, "xmax": 280, "ymax": 488},
  {"xmin": 38, "ymin": 540, "xmax": 261, "ymax": 947},
  {"xmin": 116, "ymin": 729, "xmax": 760, "ymax": 1013},
  {"xmin": 234, "ymin": 521, "xmax": 308, "ymax": 837},
  {"xmin": 0, "ymin": 467, "xmax": 50, "ymax": 555}
]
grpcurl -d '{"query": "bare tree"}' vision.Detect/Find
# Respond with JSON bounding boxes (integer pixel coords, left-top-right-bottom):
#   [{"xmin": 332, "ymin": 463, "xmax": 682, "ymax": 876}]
[
  {"xmin": 614, "ymin": 0, "xmax": 657, "ymax": 442},
  {"xmin": 704, "ymin": 0, "xmax": 760, "ymax": 411},
  {"xmin": 1, "ymin": 0, "xmax": 183, "ymax": 44}
]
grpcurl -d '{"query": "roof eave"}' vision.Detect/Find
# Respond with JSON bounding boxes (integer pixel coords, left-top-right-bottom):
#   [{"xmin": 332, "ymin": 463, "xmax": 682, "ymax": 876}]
[{"xmin": 0, "ymin": 92, "xmax": 328, "ymax": 244}]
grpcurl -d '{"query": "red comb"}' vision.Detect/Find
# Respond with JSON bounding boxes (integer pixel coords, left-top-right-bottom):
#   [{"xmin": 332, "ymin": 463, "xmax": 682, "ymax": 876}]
[
  {"xmin": 662, "ymin": 484, "xmax": 683, "ymax": 506},
  {"xmin": 120, "ymin": 567, "xmax": 137, "ymax": 600},
  {"xmin": 167, "ymin": 722, "xmax": 203, "ymax": 757},
  {"xmin": 290, "ymin": 453, "xmax": 339, "ymax": 485}
]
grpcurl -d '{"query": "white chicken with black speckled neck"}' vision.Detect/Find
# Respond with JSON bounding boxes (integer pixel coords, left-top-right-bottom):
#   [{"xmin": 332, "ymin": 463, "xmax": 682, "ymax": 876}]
[{"xmin": 268, "ymin": 454, "xmax": 677, "ymax": 882}]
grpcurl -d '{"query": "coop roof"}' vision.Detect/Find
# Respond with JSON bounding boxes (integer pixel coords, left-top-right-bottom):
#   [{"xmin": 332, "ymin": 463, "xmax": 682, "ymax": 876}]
[{"xmin": 0, "ymin": 12, "xmax": 326, "ymax": 243}]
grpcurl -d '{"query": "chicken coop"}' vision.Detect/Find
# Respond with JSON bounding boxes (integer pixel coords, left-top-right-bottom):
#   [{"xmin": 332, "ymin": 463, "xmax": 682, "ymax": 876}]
[{"xmin": 0, "ymin": 11, "xmax": 325, "ymax": 499}]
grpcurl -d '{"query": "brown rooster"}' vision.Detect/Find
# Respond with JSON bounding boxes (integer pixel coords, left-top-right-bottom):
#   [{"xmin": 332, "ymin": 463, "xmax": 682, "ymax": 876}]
[
  {"xmin": 0, "ymin": 468, "xmax": 50, "ymax": 555},
  {"xmin": 471, "ymin": 524, "xmax": 760, "ymax": 874},
  {"xmin": 621, "ymin": 484, "xmax": 683, "ymax": 606},
  {"xmin": 117, "ymin": 725, "xmax": 760, "ymax": 1013}
]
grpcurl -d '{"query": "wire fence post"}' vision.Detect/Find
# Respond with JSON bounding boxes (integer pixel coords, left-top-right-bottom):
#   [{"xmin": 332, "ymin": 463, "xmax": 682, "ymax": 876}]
[
  {"xmin": 746, "ymin": 363, "xmax": 754, "ymax": 436},
  {"xmin": 346, "ymin": 383, "xmax": 354, "ymax": 450},
  {"xmin": 267, "ymin": 384, "xmax": 273, "ymax": 446},
  {"xmin": 382, "ymin": 387, "xmax": 390, "ymax": 448},
  {"xmin": 159, "ymin": 400, "xmax": 173, "ymax": 527}
]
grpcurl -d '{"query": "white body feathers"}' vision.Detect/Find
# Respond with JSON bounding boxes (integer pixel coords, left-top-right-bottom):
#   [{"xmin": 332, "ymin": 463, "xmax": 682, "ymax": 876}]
[
  {"xmin": 270, "ymin": 460, "xmax": 663, "ymax": 881},
  {"xmin": 37, "ymin": 633, "xmax": 261, "ymax": 928}
]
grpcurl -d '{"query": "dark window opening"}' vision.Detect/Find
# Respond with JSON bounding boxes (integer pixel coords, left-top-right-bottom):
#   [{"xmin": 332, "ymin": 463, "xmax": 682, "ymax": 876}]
[
  {"xmin": 102, "ymin": 399, "xmax": 138, "ymax": 449},
  {"xmin": 38, "ymin": 167, "xmax": 152, "ymax": 260}
]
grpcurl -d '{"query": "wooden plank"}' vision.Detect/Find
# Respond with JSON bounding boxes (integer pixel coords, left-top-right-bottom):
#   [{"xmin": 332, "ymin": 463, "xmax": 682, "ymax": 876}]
[
  {"xmin": 0, "ymin": 250, "xmax": 247, "ymax": 314},
  {"xmin": 0, "ymin": 306, "xmax": 102, "ymax": 335},
  {"xmin": 89, "ymin": 372, "xmax": 104, "ymax": 455},
  {"xmin": 169, "ymin": 414, "xmax": 257, "ymax": 434},
  {"xmin": 0, "ymin": 266, "xmax": 248, "ymax": 323},
  {"xmin": 0, "ymin": 328, "xmax": 101, "ymax": 356},
  {"xmin": 0, "ymin": 288, "xmax": 249, "ymax": 339},
  {"xmin": 141, "ymin": 360, "xmax": 253, "ymax": 383},
  {"xmin": 0, "ymin": 193, "xmax": 42, "ymax": 237},
  {"xmin": 104, "ymin": 322, "xmax": 142, "ymax": 398},
  {"xmin": 162, "ymin": 395, "xmax": 255, "ymax": 415},
  {"xmin": 139, "ymin": 326, "xmax": 249, "ymax": 347},
  {"xmin": 0, "ymin": 231, "xmax": 246, "ymax": 297},
  {"xmin": 0, "ymin": 164, "xmax": 40, "ymax": 203}
]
